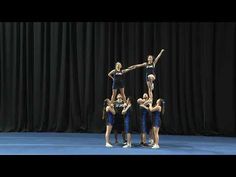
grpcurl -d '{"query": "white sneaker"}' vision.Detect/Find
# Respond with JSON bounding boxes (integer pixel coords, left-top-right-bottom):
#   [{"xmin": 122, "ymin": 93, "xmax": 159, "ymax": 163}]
[
  {"xmin": 152, "ymin": 144, "xmax": 160, "ymax": 149},
  {"xmin": 149, "ymin": 139, "xmax": 154, "ymax": 144},
  {"xmin": 105, "ymin": 143, "xmax": 113, "ymax": 147},
  {"xmin": 123, "ymin": 144, "xmax": 131, "ymax": 148}
]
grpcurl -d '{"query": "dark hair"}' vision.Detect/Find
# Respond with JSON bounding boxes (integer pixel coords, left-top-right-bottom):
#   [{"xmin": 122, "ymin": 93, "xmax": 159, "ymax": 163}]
[
  {"xmin": 102, "ymin": 99, "xmax": 110, "ymax": 120},
  {"xmin": 159, "ymin": 98, "xmax": 165, "ymax": 115}
]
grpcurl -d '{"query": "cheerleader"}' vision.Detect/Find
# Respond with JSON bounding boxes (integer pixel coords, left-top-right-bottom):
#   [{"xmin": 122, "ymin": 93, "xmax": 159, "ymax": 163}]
[
  {"xmin": 129, "ymin": 49, "xmax": 165, "ymax": 98},
  {"xmin": 102, "ymin": 98, "xmax": 116, "ymax": 147},
  {"xmin": 108, "ymin": 62, "xmax": 136, "ymax": 102},
  {"xmin": 137, "ymin": 93, "xmax": 152, "ymax": 146},
  {"xmin": 113, "ymin": 94, "xmax": 126, "ymax": 144},
  {"xmin": 121, "ymin": 97, "xmax": 133, "ymax": 148},
  {"xmin": 148, "ymin": 98, "xmax": 165, "ymax": 148}
]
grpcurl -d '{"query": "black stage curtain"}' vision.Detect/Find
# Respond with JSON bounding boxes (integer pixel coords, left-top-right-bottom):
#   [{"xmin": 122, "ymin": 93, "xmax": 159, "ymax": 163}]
[{"xmin": 0, "ymin": 22, "xmax": 235, "ymax": 135}]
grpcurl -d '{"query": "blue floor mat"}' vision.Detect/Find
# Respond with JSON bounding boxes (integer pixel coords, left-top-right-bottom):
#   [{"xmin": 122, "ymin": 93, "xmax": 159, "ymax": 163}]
[{"xmin": 0, "ymin": 133, "xmax": 236, "ymax": 155}]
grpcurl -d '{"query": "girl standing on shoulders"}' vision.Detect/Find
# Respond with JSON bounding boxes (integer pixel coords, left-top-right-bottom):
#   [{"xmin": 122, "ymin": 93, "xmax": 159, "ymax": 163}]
[{"xmin": 108, "ymin": 62, "xmax": 136, "ymax": 102}]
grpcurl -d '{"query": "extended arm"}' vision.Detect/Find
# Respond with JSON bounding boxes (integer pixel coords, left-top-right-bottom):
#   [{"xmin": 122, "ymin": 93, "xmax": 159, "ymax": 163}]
[
  {"xmin": 153, "ymin": 49, "xmax": 165, "ymax": 66},
  {"xmin": 128, "ymin": 62, "xmax": 146, "ymax": 70},
  {"xmin": 122, "ymin": 66, "xmax": 136, "ymax": 74}
]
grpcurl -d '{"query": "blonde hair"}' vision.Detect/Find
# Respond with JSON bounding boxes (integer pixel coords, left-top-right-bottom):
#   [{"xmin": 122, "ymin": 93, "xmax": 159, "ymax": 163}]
[{"xmin": 115, "ymin": 62, "xmax": 122, "ymax": 70}]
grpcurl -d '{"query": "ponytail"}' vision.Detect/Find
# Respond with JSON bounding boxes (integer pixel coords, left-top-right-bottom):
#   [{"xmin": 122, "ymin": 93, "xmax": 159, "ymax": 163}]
[
  {"xmin": 102, "ymin": 99, "xmax": 109, "ymax": 120},
  {"xmin": 158, "ymin": 98, "xmax": 165, "ymax": 116}
]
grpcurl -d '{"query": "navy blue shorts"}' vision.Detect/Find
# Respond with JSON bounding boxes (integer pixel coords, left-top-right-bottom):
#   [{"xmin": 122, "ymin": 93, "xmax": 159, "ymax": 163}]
[
  {"xmin": 112, "ymin": 80, "xmax": 125, "ymax": 89},
  {"xmin": 106, "ymin": 115, "xmax": 114, "ymax": 126},
  {"xmin": 152, "ymin": 116, "xmax": 161, "ymax": 128}
]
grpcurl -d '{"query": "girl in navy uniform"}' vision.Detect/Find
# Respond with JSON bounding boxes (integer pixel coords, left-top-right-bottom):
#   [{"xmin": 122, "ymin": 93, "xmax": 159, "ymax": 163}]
[
  {"xmin": 148, "ymin": 98, "xmax": 165, "ymax": 148},
  {"xmin": 129, "ymin": 49, "xmax": 165, "ymax": 99},
  {"xmin": 113, "ymin": 94, "xmax": 126, "ymax": 144},
  {"xmin": 137, "ymin": 93, "xmax": 152, "ymax": 146},
  {"xmin": 121, "ymin": 97, "xmax": 133, "ymax": 148},
  {"xmin": 108, "ymin": 62, "xmax": 136, "ymax": 102},
  {"xmin": 102, "ymin": 98, "xmax": 116, "ymax": 147}
]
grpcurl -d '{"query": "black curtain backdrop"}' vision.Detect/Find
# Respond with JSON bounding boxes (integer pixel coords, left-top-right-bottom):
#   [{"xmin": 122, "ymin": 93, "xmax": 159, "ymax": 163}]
[{"xmin": 0, "ymin": 22, "xmax": 235, "ymax": 135}]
